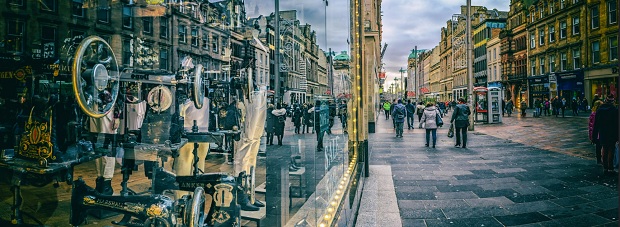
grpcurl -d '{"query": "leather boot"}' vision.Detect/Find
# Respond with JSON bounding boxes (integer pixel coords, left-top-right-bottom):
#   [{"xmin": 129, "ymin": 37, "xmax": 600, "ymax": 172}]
[
  {"xmin": 237, "ymin": 173, "xmax": 259, "ymax": 211},
  {"xmin": 253, "ymin": 200, "xmax": 265, "ymax": 207},
  {"xmin": 96, "ymin": 177, "xmax": 114, "ymax": 195}
]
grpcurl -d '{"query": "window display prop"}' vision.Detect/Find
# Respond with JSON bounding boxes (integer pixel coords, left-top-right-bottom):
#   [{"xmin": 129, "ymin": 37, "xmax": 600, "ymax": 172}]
[{"xmin": 0, "ymin": 35, "xmax": 119, "ymax": 224}]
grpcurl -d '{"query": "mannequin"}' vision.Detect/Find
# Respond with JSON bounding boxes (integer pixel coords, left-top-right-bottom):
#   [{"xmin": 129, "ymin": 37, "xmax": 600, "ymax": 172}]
[
  {"xmin": 172, "ymin": 97, "xmax": 209, "ymax": 198},
  {"xmin": 89, "ymin": 107, "xmax": 120, "ymax": 195}
]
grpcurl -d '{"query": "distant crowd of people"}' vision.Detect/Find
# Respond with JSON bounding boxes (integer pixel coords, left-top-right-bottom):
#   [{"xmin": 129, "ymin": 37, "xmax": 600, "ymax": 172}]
[{"xmin": 381, "ymin": 98, "xmax": 469, "ymax": 149}]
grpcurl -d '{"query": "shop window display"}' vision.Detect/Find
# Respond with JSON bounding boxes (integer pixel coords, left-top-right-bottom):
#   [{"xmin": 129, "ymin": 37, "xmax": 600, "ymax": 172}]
[{"xmin": 0, "ymin": 1, "xmax": 360, "ymax": 226}]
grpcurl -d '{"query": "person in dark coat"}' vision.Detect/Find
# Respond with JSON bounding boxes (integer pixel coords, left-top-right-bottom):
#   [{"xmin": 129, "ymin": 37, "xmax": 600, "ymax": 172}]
[
  {"xmin": 391, "ymin": 99, "xmax": 407, "ymax": 138},
  {"xmin": 292, "ymin": 106, "xmax": 303, "ymax": 134},
  {"xmin": 571, "ymin": 98, "xmax": 579, "ymax": 116},
  {"xmin": 405, "ymin": 100, "xmax": 416, "ymax": 130},
  {"xmin": 592, "ymin": 95, "xmax": 619, "ymax": 175},
  {"xmin": 303, "ymin": 104, "xmax": 314, "ymax": 134},
  {"xmin": 272, "ymin": 103, "xmax": 287, "ymax": 146},
  {"xmin": 450, "ymin": 98, "xmax": 470, "ymax": 148},
  {"xmin": 265, "ymin": 104, "xmax": 276, "ymax": 145}
]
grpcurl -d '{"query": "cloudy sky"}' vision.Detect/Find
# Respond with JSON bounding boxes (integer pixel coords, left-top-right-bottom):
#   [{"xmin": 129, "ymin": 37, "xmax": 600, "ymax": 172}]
[{"xmin": 243, "ymin": 0, "xmax": 509, "ymax": 84}]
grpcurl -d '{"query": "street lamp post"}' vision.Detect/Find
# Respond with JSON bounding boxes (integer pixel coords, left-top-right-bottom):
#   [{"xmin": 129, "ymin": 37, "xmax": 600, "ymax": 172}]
[
  {"xmin": 466, "ymin": 0, "xmax": 474, "ymax": 131},
  {"xmin": 399, "ymin": 67, "xmax": 406, "ymax": 100}
]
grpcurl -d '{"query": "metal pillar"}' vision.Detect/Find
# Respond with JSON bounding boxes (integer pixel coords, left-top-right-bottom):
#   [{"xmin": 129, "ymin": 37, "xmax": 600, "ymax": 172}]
[{"xmin": 274, "ymin": 0, "xmax": 281, "ymax": 104}]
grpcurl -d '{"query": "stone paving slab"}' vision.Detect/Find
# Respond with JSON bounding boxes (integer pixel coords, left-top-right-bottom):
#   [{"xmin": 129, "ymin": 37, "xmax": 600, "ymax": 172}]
[
  {"xmin": 358, "ymin": 112, "xmax": 618, "ymax": 227},
  {"xmin": 355, "ymin": 165, "xmax": 402, "ymax": 227}
]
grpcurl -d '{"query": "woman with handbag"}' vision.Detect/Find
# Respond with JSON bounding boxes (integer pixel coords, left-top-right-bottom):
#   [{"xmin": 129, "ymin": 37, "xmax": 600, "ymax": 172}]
[{"xmin": 421, "ymin": 102, "xmax": 442, "ymax": 148}]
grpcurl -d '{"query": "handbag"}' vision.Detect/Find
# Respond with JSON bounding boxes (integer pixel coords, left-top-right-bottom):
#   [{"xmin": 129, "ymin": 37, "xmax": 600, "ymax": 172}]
[
  {"xmin": 18, "ymin": 107, "xmax": 56, "ymax": 163},
  {"xmin": 436, "ymin": 111, "xmax": 444, "ymax": 127},
  {"xmin": 447, "ymin": 123, "xmax": 454, "ymax": 138}
]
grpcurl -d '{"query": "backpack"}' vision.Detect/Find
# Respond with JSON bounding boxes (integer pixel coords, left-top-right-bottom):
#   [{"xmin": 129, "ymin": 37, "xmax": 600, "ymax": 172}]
[
  {"xmin": 416, "ymin": 105, "xmax": 425, "ymax": 115},
  {"xmin": 396, "ymin": 106, "xmax": 406, "ymax": 119}
]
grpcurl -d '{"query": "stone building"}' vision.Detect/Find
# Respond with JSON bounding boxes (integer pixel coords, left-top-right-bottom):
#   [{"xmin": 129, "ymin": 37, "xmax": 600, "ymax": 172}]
[
  {"xmin": 501, "ymin": 0, "xmax": 529, "ymax": 107},
  {"xmin": 439, "ymin": 22, "xmax": 454, "ymax": 101},
  {"xmin": 472, "ymin": 8, "xmax": 507, "ymax": 87},
  {"xmin": 584, "ymin": 0, "xmax": 618, "ymax": 103},
  {"xmin": 527, "ymin": 0, "xmax": 589, "ymax": 106}
]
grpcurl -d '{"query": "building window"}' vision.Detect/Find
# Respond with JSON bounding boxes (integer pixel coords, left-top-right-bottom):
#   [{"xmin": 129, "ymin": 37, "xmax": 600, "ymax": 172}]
[
  {"xmin": 540, "ymin": 7, "xmax": 544, "ymax": 18},
  {"xmin": 221, "ymin": 37, "xmax": 227, "ymax": 54},
  {"xmin": 191, "ymin": 27, "xmax": 199, "ymax": 47},
  {"xmin": 41, "ymin": 26, "xmax": 56, "ymax": 59},
  {"xmin": 178, "ymin": 25, "xmax": 186, "ymax": 43},
  {"xmin": 123, "ymin": 5, "xmax": 133, "ymax": 28},
  {"xmin": 549, "ymin": 55, "xmax": 556, "ymax": 73},
  {"xmin": 539, "ymin": 28, "xmax": 545, "ymax": 45},
  {"xmin": 40, "ymin": 0, "xmax": 57, "ymax": 12},
  {"xmin": 549, "ymin": 25, "xmax": 556, "ymax": 42},
  {"xmin": 72, "ymin": 0, "xmax": 85, "ymax": 17},
  {"xmin": 561, "ymin": 52, "xmax": 567, "ymax": 71},
  {"xmin": 572, "ymin": 16, "xmax": 580, "ymax": 35},
  {"xmin": 530, "ymin": 33, "xmax": 536, "ymax": 48},
  {"xmin": 123, "ymin": 39, "xmax": 132, "ymax": 65},
  {"xmin": 591, "ymin": 6, "xmax": 600, "ymax": 29},
  {"xmin": 560, "ymin": 21, "xmax": 567, "ymax": 38},
  {"xmin": 540, "ymin": 57, "xmax": 545, "ymax": 74},
  {"xmin": 531, "ymin": 59, "xmax": 536, "ymax": 75},
  {"xmin": 592, "ymin": 41, "xmax": 600, "ymax": 63},
  {"xmin": 573, "ymin": 0, "xmax": 578, "ymax": 3},
  {"xmin": 6, "ymin": 20, "xmax": 24, "ymax": 53},
  {"xmin": 573, "ymin": 49, "xmax": 581, "ymax": 69},
  {"xmin": 212, "ymin": 35, "xmax": 219, "ymax": 53},
  {"xmin": 201, "ymin": 31, "xmax": 208, "ymax": 50},
  {"xmin": 143, "ymin": 17, "xmax": 153, "ymax": 35},
  {"xmin": 550, "ymin": 2, "xmax": 554, "ymax": 14},
  {"xmin": 609, "ymin": 0, "xmax": 617, "ymax": 24},
  {"xmin": 610, "ymin": 37, "xmax": 618, "ymax": 60},
  {"xmin": 561, "ymin": 0, "xmax": 565, "ymax": 9},
  {"xmin": 160, "ymin": 17, "xmax": 168, "ymax": 38},
  {"xmin": 160, "ymin": 48, "xmax": 168, "ymax": 70},
  {"xmin": 97, "ymin": 0, "xmax": 110, "ymax": 23}
]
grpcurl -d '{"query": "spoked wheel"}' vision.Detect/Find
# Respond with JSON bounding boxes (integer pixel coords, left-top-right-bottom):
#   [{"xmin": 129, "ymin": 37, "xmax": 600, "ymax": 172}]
[
  {"xmin": 186, "ymin": 187, "xmax": 206, "ymax": 227},
  {"xmin": 192, "ymin": 64, "xmax": 205, "ymax": 109},
  {"xmin": 72, "ymin": 36, "xmax": 120, "ymax": 118}
]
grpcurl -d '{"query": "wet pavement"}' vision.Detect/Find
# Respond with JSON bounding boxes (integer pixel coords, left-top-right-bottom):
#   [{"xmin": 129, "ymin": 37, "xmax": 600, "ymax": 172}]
[{"xmin": 361, "ymin": 109, "xmax": 618, "ymax": 227}]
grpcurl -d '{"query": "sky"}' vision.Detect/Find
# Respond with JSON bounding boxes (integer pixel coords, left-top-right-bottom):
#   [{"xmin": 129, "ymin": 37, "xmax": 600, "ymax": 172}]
[{"xmin": 243, "ymin": 0, "xmax": 509, "ymax": 85}]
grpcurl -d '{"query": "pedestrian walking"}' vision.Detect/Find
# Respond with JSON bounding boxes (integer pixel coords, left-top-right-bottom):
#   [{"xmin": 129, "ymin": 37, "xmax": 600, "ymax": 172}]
[
  {"xmin": 391, "ymin": 99, "xmax": 397, "ymax": 129},
  {"xmin": 272, "ymin": 103, "xmax": 287, "ymax": 146},
  {"xmin": 561, "ymin": 98, "xmax": 567, "ymax": 117},
  {"xmin": 292, "ymin": 106, "xmax": 303, "ymax": 134},
  {"xmin": 450, "ymin": 98, "xmax": 470, "ymax": 148},
  {"xmin": 534, "ymin": 98, "xmax": 542, "ymax": 117},
  {"xmin": 571, "ymin": 98, "xmax": 578, "ymax": 116},
  {"xmin": 589, "ymin": 100, "xmax": 605, "ymax": 164},
  {"xmin": 391, "ymin": 99, "xmax": 407, "ymax": 138},
  {"xmin": 304, "ymin": 104, "xmax": 314, "ymax": 134},
  {"xmin": 501, "ymin": 99, "xmax": 506, "ymax": 117},
  {"xmin": 505, "ymin": 99, "xmax": 513, "ymax": 117},
  {"xmin": 383, "ymin": 101, "xmax": 391, "ymax": 119},
  {"xmin": 552, "ymin": 96, "xmax": 561, "ymax": 117},
  {"xmin": 421, "ymin": 102, "xmax": 441, "ymax": 148},
  {"xmin": 543, "ymin": 98, "xmax": 550, "ymax": 116},
  {"xmin": 416, "ymin": 102, "xmax": 425, "ymax": 128},
  {"xmin": 592, "ymin": 95, "xmax": 619, "ymax": 175},
  {"xmin": 438, "ymin": 101, "xmax": 446, "ymax": 117},
  {"xmin": 405, "ymin": 100, "xmax": 416, "ymax": 130},
  {"xmin": 265, "ymin": 104, "xmax": 276, "ymax": 145},
  {"xmin": 520, "ymin": 100, "xmax": 527, "ymax": 117}
]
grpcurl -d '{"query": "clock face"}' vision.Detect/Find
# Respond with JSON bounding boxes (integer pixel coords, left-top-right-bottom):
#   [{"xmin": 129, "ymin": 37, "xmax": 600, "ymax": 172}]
[{"xmin": 147, "ymin": 85, "xmax": 173, "ymax": 112}]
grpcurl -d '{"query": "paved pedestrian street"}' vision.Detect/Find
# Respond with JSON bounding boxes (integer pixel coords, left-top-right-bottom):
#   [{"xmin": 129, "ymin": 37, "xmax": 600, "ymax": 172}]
[{"xmin": 357, "ymin": 110, "xmax": 618, "ymax": 227}]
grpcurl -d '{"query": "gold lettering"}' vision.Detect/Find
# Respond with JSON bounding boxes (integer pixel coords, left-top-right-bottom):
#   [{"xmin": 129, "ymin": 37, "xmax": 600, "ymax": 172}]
[{"xmin": 0, "ymin": 72, "xmax": 13, "ymax": 79}]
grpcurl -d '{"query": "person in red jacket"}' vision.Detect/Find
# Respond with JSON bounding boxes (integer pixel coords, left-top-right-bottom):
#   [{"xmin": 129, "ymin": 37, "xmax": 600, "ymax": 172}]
[{"xmin": 588, "ymin": 100, "xmax": 604, "ymax": 164}]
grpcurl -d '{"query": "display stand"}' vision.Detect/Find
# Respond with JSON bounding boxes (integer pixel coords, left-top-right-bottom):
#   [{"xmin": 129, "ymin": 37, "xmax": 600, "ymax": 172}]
[{"xmin": 0, "ymin": 149, "xmax": 100, "ymax": 225}]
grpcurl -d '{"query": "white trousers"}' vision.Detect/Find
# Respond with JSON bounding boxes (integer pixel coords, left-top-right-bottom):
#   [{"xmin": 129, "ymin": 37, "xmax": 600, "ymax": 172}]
[{"xmin": 96, "ymin": 156, "xmax": 116, "ymax": 180}]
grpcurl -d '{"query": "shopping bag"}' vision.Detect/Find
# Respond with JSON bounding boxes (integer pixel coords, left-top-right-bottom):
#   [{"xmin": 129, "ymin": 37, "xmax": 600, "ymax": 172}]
[{"xmin": 447, "ymin": 123, "xmax": 454, "ymax": 138}]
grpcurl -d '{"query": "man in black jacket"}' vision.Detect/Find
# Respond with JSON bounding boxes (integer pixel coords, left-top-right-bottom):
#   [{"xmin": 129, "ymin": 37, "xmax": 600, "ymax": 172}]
[
  {"xmin": 405, "ymin": 100, "xmax": 416, "ymax": 130},
  {"xmin": 450, "ymin": 98, "xmax": 471, "ymax": 148},
  {"xmin": 592, "ymin": 95, "xmax": 619, "ymax": 175}
]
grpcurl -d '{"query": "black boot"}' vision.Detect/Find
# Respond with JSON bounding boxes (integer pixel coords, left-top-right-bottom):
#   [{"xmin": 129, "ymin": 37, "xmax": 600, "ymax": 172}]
[
  {"xmin": 95, "ymin": 177, "xmax": 114, "ymax": 195},
  {"xmin": 237, "ymin": 173, "xmax": 259, "ymax": 211},
  {"xmin": 253, "ymin": 200, "xmax": 265, "ymax": 207}
]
